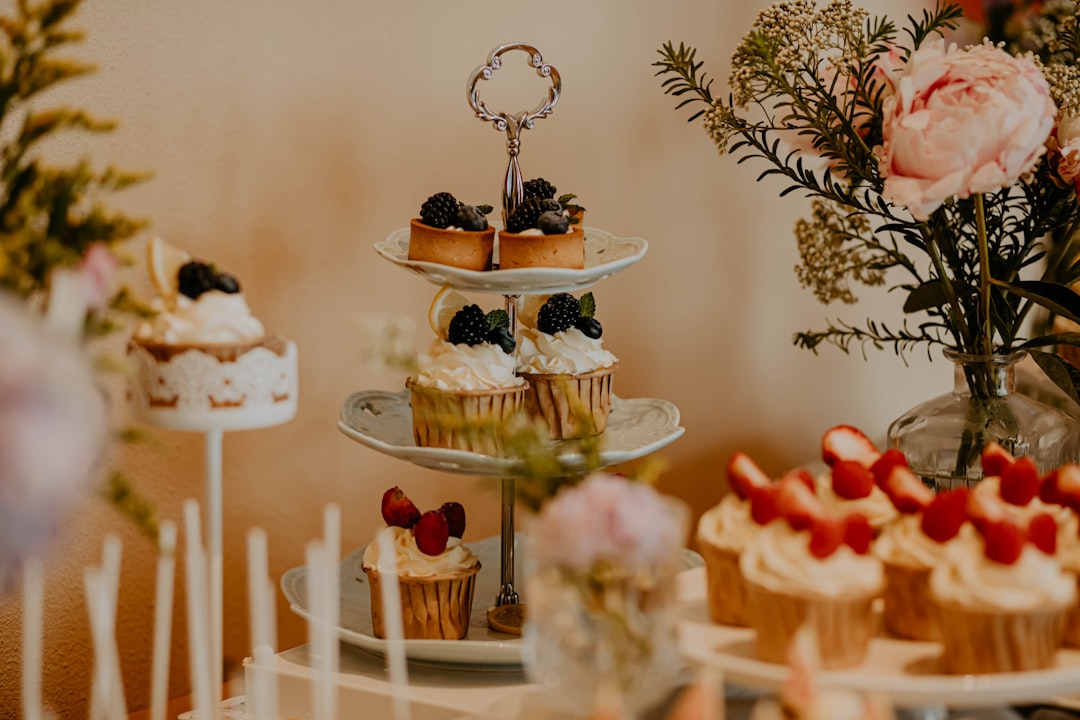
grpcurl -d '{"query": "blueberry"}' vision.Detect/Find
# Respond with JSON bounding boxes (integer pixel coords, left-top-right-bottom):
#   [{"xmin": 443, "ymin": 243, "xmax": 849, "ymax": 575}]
[
  {"xmin": 177, "ymin": 261, "xmax": 217, "ymax": 300},
  {"xmin": 213, "ymin": 271, "xmax": 241, "ymax": 294},
  {"xmin": 455, "ymin": 205, "xmax": 489, "ymax": 232},
  {"xmin": 537, "ymin": 210, "xmax": 570, "ymax": 235},
  {"xmin": 486, "ymin": 326, "xmax": 516, "ymax": 354},
  {"xmin": 574, "ymin": 316, "xmax": 603, "ymax": 339}
]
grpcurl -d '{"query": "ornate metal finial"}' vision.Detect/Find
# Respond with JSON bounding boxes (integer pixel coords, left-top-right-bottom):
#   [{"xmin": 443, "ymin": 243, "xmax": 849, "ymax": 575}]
[{"xmin": 466, "ymin": 42, "xmax": 561, "ymax": 225}]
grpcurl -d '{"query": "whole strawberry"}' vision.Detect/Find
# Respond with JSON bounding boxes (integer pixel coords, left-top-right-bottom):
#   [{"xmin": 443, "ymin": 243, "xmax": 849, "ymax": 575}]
[
  {"xmin": 440, "ymin": 502, "xmax": 466, "ymax": 539},
  {"xmin": 414, "ymin": 510, "xmax": 450, "ymax": 555},
  {"xmin": 381, "ymin": 486, "xmax": 421, "ymax": 529}
]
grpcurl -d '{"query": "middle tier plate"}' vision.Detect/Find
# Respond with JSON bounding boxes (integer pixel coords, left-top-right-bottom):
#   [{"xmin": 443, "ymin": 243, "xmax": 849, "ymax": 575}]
[{"xmin": 338, "ymin": 389, "xmax": 684, "ymax": 477}]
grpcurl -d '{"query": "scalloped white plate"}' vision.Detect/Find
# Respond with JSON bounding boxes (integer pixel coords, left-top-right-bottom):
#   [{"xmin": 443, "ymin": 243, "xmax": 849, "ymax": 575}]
[
  {"xmin": 374, "ymin": 226, "xmax": 647, "ymax": 295},
  {"xmin": 337, "ymin": 390, "xmax": 684, "ymax": 477}
]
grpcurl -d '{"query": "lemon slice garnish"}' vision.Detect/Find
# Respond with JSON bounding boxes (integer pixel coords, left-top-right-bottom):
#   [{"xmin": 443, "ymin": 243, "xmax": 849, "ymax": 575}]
[
  {"xmin": 428, "ymin": 285, "xmax": 471, "ymax": 340},
  {"xmin": 518, "ymin": 294, "xmax": 550, "ymax": 329},
  {"xmin": 147, "ymin": 236, "xmax": 191, "ymax": 304}
]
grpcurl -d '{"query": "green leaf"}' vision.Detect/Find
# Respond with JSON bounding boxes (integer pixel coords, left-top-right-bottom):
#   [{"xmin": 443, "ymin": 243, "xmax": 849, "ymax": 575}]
[
  {"xmin": 486, "ymin": 309, "xmax": 509, "ymax": 330},
  {"xmin": 476, "ymin": 204, "xmax": 493, "ymax": 216},
  {"xmin": 1029, "ymin": 350, "xmax": 1080, "ymax": 405},
  {"xmin": 994, "ymin": 280, "xmax": 1080, "ymax": 325},
  {"xmin": 1017, "ymin": 333, "xmax": 1080, "ymax": 350},
  {"xmin": 579, "ymin": 292, "xmax": 596, "ymax": 318},
  {"xmin": 902, "ymin": 281, "xmax": 948, "ymax": 313}
]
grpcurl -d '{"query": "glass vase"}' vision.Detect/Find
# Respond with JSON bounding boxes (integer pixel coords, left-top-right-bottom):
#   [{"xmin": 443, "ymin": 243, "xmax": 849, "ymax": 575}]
[
  {"xmin": 522, "ymin": 516, "xmax": 687, "ymax": 719},
  {"xmin": 887, "ymin": 350, "xmax": 1080, "ymax": 490}
]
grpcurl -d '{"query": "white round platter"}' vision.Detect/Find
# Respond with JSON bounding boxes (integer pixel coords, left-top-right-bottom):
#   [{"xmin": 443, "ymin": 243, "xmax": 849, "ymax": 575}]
[
  {"xmin": 338, "ymin": 390, "xmax": 684, "ymax": 477},
  {"xmin": 374, "ymin": 226, "xmax": 647, "ymax": 294},
  {"xmin": 281, "ymin": 533, "xmax": 704, "ymax": 669},
  {"xmin": 677, "ymin": 568, "xmax": 1080, "ymax": 709}
]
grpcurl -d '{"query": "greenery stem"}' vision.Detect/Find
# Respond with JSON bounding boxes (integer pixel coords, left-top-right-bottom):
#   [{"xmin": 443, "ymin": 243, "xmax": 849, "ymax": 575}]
[
  {"xmin": 920, "ymin": 223, "xmax": 970, "ymax": 352},
  {"xmin": 974, "ymin": 193, "xmax": 994, "ymax": 357}
]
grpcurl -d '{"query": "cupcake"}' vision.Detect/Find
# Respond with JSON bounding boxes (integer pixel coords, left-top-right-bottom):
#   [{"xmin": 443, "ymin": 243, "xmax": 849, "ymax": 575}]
[
  {"xmin": 516, "ymin": 292, "xmax": 617, "ymax": 439},
  {"xmin": 929, "ymin": 514, "xmax": 1075, "ymax": 673},
  {"xmin": 497, "ymin": 179, "xmax": 585, "ymax": 270},
  {"xmin": 814, "ymin": 427, "xmax": 898, "ymax": 536},
  {"xmin": 408, "ymin": 192, "xmax": 495, "ymax": 271},
  {"xmin": 409, "ymin": 293, "xmax": 526, "ymax": 454},
  {"xmin": 973, "ymin": 444, "xmax": 1078, "ymax": 534},
  {"xmin": 128, "ymin": 237, "xmax": 298, "ymax": 431},
  {"xmin": 1040, "ymin": 463, "xmax": 1080, "ymax": 647},
  {"xmin": 739, "ymin": 477, "xmax": 882, "ymax": 669},
  {"xmin": 362, "ymin": 487, "xmax": 481, "ymax": 640}
]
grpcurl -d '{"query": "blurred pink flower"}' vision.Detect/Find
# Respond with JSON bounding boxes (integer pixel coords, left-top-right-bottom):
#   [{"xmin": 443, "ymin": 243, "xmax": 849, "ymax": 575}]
[
  {"xmin": 0, "ymin": 293, "xmax": 108, "ymax": 588},
  {"xmin": 878, "ymin": 40, "xmax": 1055, "ymax": 220},
  {"xmin": 530, "ymin": 473, "xmax": 687, "ymax": 572},
  {"xmin": 78, "ymin": 243, "xmax": 117, "ymax": 312}
]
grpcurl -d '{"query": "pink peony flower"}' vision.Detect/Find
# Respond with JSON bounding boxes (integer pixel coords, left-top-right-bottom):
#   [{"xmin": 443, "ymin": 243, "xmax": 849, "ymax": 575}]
[
  {"xmin": 530, "ymin": 473, "xmax": 687, "ymax": 573},
  {"xmin": 877, "ymin": 40, "xmax": 1056, "ymax": 220}
]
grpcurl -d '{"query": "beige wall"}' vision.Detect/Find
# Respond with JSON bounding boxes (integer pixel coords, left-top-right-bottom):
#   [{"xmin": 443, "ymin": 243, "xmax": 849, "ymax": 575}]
[{"xmin": 0, "ymin": 0, "xmax": 937, "ymax": 717}]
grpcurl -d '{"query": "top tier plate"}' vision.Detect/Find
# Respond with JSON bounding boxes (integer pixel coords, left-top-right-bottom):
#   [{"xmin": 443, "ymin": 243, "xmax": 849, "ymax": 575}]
[{"xmin": 374, "ymin": 225, "xmax": 647, "ymax": 295}]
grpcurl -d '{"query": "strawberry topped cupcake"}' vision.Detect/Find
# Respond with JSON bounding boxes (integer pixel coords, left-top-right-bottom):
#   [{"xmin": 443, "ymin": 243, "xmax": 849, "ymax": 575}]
[
  {"xmin": 409, "ymin": 192, "xmax": 496, "ymax": 271},
  {"xmin": 929, "ymin": 512, "xmax": 1075, "ymax": 673},
  {"xmin": 362, "ymin": 487, "xmax": 481, "ymax": 640},
  {"xmin": 973, "ymin": 443, "xmax": 1078, "ymax": 535},
  {"xmin": 815, "ymin": 426, "xmax": 898, "ymax": 533}
]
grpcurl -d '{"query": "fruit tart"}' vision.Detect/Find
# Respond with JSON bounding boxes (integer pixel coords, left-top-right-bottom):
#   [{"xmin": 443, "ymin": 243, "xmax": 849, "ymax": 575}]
[
  {"xmin": 409, "ymin": 192, "xmax": 495, "ymax": 271},
  {"xmin": 128, "ymin": 237, "xmax": 298, "ymax": 430},
  {"xmin": 497, "ymin": 178, "xmax": 585, "ymax": 269},
  {"xmin": 363, "ymin": 487, "xmax": 481, "ymax": 640},
  {"xmin": 408, "ymin": 287, "xmax": 526, "ymax": 454},
  {"xmin": 516, "ymin": 292, "xmax": 617, "ymax": 439}
]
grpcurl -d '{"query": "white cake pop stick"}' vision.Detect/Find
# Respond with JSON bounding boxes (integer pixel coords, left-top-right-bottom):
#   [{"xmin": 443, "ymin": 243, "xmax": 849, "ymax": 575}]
[
  {"xmin": 204, "ymin": 429, "xmax": 224, "ymax": 708},
  {"xmin": 247, "ymin": 527, "xmax": 273, "ymax": 720},
  {"xmin": 323, "ymin": 504, "xmax": 341, "ymax": 720},
  {"xmin": 21, "ymin": 556, "xmax": 43, "ymax": 720},
  {"xmin": 85, "ymin": 566, "xmax": 126, "ymax": 720},
  {"xmin": 183, "ymin": 500, "xmax": 215, "ymax": 720},
  {"xmin": 306, "ymin": 541, "xmax": 334, "ymax": 720},
  {"xmin": 377, "ymin": 527, "xmax": 411, "ymax": 720},
  {"xmin": 149, "ymin": 521, "xmax": 177, "ymax": 720}
]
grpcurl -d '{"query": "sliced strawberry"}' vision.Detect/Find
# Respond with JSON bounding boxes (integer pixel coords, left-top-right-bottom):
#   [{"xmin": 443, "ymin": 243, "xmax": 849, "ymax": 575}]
[
  {"xmin": 1044, "ymin": 464, "xmax": 1080, "ymax": 510},
  {"xmin": 831, "ymin": 460, "xmax": 875, "ymax": 500},
  {"xmin": 980, "ymin": 442, "xmax": 1015, "ymax": 478},
  {"xmin": 920, "ymin": 488, "xmax": 969, "ymax": 543},
  {"xmin": 776, "ymin": 475, "xmax": 825, "ymax": 531},
  {"xmin": 780, "ymin": 468, "xmax": 817, "ymax": 494},
  {"xmin": 967, "ymin": 487, "xmax": 1007, "ymax": 532},
  {"xmin": 808, "ymin": 516, "xmax": 845, "ymax": 559},
  {"xmin": 440, "ymin": 501, "xmax": 466, "ymax": 539},
  {"xmin": 999, "ymin": 456, "xmax": 1039, "ymax": 507},
  {"xmin": 822, "ymin": 425, "xmax": 881, "ymax": 468},
  {"xmin": 727, "ymin": 452, "xmax": 771, "ymax": 501},
  {"xmin": 981, "ymin": 519, "xmax": 1025, "ymax": 565},
  {"xmin": 1029, "ymin": 513, "xmax": 1058, "ymax": 555},
  {"xmin": 1040, "ymin": 469, "xmax": 1065, "ymax": 506},
  {"xmin": 381, "ymin": 486, "xmax": 421, "ymax": 529},
  {"xmin": 842, "ymin": 514, "xmax": 873, "ymax": 555},
  {"xmin": 413, "ymin": 510, "xmax": 450, "ymax": 555},
  {"xmin": 869, "ymin": 449, "xmax": 909, "ymax": 488},
  {"xmin": 878, "ymin": 464, "xmax": 933, "ymax": 514},
  {"xmin": 748, "ymin": 484, "xmax": 781, "ymax": 526}
]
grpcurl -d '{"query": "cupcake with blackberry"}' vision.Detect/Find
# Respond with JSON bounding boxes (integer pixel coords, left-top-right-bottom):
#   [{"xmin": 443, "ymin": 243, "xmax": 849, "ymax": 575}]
[
  {"xmin": 408, "ymin": 287, "xmax": 526, "ymax": 454},
  {"xmin": 408, "ymin": 191, "xmax": 495, "ymax": 271},
  {"xmin": 128, "ymin": 237, "xmax": 298, "ymax": 431},
  {"xmin": 497, "ymin": 178, "xmax": 585, "ymax": 270},
  {"xmin": 516, "ymin": 292, "xmax": 617, "ymax": 439}
]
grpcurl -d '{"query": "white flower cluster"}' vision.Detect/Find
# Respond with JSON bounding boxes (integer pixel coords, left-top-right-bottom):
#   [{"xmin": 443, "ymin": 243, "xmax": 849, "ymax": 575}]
[
  {"xmin": 702, "ymin": 100, "xmax": 738, "ymax": 155},
  {"xmin": 794, "ymin": 199, "xmax": 884, "ymax": 305}
]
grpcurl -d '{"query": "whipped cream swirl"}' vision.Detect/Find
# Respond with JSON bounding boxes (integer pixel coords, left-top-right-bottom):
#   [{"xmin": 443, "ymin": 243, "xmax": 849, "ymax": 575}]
[
  {"xmin": 414, "ymin": 339, "xmax": 523, "ymax": 391},
  {"xmin": 697, "ymin": 495, "xmax": 760, "ymax": 552},
  {"xmin": 740, "ymin": 522, "xmax": 883, "ymax": 598},
  {"xmin": 517, "ymin": 326, "xmax": 617, "ymax": 375},
  {"xmin": 873, "ymin": 513, "xmax": 953, "ymax": 569},
  {"xmin": 361, "ymin": 526, "xmax": 480, "ymax": 578},
  {"xmin": 929, "ymin": 527, "xmax": 1076, "ymax": 611},
  {"xmin": 135, "ymin": 291, "xmax": 265, "ymax": 345},
  {"xmin": 815, "ymin": 473, "xmax": 897, "ymax": 530},
  {"xmin": 973, "ymin": 476, "xmax": 1076, "ymax": 528}
]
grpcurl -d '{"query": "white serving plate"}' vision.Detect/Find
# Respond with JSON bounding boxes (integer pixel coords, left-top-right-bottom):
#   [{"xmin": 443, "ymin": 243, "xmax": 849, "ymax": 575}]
[
  {"xmin": 677, "ymin": 569, "xmax": 1080, "ymax": 709},
  {"xmin": 337, "ymin": 390, "xmax": 684, "ymax": 477},
  {"xmin": 374, "ymin": 226, "xmax": 647, "ymax": 295}
]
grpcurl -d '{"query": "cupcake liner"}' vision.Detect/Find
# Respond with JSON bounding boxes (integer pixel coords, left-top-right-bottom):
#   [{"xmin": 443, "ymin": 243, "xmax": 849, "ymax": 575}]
[
  {"xmin": 364, "ymin": 565, "xmax": 480, "ymax": 640},
  {"xmin": 497, "ymin": 227, "xmax": 584, "ymax": 270},
  {"xmin": 408, "ymin": 218, "xmax": 495, "ymax": 271},
  {"xmin": 406, "ymin": 378, "xmax": 526, "ymax": 455},
  {"xmin": 519, "ymin": 364, "xmax": 616, "ymax": 440},
  {"xmin": 697, "ymin": 539, "xmax": 748, "ymax": 626},
  {"xmin": 933, "ymin": 599, "xmax": 1067, "ymax": 673},
  {"xmin": 743, "ymin": 577, "xmax": 878, "ymax": 669},
  {"xmin": 881, "ymin": 561, "xmax": 938, "ymax": 641}
]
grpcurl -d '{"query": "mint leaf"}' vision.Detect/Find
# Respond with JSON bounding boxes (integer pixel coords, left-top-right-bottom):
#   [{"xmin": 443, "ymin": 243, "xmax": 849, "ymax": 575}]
[
  {"xmin": 579, "ymin": 292, "xmax": 596, "ymax": 318},
  {"xmin": 486, "ymin": 309, "xmax": 510, "ymax": 329},
  {"xmin": 476, "ymin": 204, "xmax": 493, "ymax": 215}
]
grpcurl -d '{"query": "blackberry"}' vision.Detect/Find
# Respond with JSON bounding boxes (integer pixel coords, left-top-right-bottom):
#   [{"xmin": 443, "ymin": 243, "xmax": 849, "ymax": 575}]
[
  {"xmin": 213, "ymin": 271, "xmax": 241, "ymax": 294},
  {"xmin": 486, "ymin": 326, "xmax": 516, "ymax": 355},
  {"xmin": 522, "ymin": 178, "xmax": 557, "ymax": 200},
  {"xmin": 455, "ymin": 204, "xmax": 488, "ymax": 231},
  {"xmin": 420, "ymin": 192, "xmax": 459, "ymax": 229},
  {"xmin": 177, "ymin": 261, "xmax": 218, "ymax": 300},
  {"xmin": 447, "ymin": 304, "xmax": 488, "ymax": 346},
  {"xmin": 505, "ymin": 197, "xmax": 546, "ymax": 233},
  {"xmin": 574, "ymin": 316, "xmax": 603, "ymax": 339},
  {"xmin": 538, "ymin": 210, "xmax": 569, "ymax": 235},
  {"xmin": 537, "ymin": 293, "xmax": 581, "ymax": 335}
]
